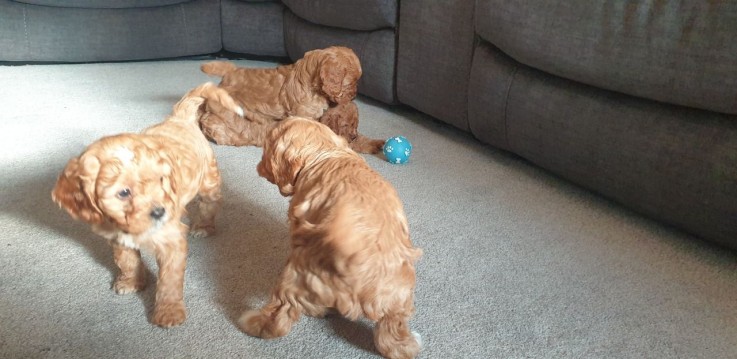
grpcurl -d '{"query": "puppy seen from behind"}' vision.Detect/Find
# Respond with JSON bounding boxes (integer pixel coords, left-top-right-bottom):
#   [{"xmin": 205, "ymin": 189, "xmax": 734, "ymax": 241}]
[
  {"xmin": 51, "ymin": 82, "xmax": 243, "ymax": 328},
  {"xmin": 241, "ymin": 117, "xmax": 423, "ymax": 359}
]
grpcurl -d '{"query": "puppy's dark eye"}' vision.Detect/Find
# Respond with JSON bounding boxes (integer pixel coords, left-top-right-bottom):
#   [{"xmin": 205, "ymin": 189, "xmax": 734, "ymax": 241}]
[{"xmin": 117, "ymin": 188, "xmax": 131, "ymax": 199}]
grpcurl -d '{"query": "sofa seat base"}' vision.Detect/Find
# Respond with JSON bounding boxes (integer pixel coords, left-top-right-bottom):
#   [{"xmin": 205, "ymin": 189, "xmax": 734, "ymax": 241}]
[
  {"xmin": 0, "ymin": 0, "xmax": 221, "ymax": 62},
  {"xmin": 469, "ymin": 41, "xmax": 737, "ymax": 248}
]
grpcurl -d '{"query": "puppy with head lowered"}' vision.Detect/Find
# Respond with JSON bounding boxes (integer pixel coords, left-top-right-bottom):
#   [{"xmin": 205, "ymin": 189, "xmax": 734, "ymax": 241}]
[
  {"xmin": 242, "ymin": 117, "xmax": 423, "ymax": 359},
  {"xmin": 51, "ymin": 83, "xmax": 243, "ymax": 328},
  {"xmin": 318, "ymin": 101, "xmax": 386, "ymax": 154}
]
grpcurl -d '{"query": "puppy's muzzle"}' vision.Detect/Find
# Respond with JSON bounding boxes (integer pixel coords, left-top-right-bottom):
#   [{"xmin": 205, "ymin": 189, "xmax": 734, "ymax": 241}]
[{"xmin": 150, "ymin": 206, "xmax": 166, "ymax": 220}]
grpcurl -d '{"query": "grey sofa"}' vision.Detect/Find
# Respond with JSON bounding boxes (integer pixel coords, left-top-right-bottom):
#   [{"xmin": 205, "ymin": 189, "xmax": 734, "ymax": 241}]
[
  {"xmin": 0, "ymin": 0, "xmax": 398, "ymax": 104},
  {"xmin": 398, "ymin": 1, "xmax": 737, "ymax": 249},
  {"xmin": 0, "ymin": 0, "xmax": 221, "ymax": 62},
  {"xmin": 1, "ymin": 0, "xmax": 735, "ymax": 249}
]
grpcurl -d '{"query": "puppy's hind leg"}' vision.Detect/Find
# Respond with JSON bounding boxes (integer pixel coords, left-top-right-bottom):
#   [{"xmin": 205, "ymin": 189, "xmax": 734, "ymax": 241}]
[
  {"xmin": 238, "ymin": 264, "xmax": 304, "ymax": 339},
  {"xmin": 191, "ymin": 158, "xmax": 221, "ymax": 238},
  {"xmin": 373, "ymin": 311, "xmax": 422, "ymax": 359}
]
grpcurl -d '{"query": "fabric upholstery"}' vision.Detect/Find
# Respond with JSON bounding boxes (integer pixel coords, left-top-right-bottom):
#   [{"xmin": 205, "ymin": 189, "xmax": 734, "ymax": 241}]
[
  {"xmin": 396, "ymin": 0, "xmax": 475, "ymax": 131},
  {"xmin": 467, "ymin": 43, "xmax": 517, "ymax": 152},
  {"xmin": 467, "ymin": 42, "xmax": 737, "ymax": 247},
  {"xmin": 281, "ymin": 0, "xmax": 397, "ymax": 31},
  {"xmin": 475, "ymin": 0, "xmax": 737, "ymax": 115},
  {"xmin": 284, "ymin": 9, "xmax": 396, "ymax": 104},
  {"xmin": 11, "ymin": 0, "xmax": 189, "ymax": 8},
  {"xmin": 0, "ymin": 0, "xmax": 220, "ymax": 62},
  {"xmin": 221, "ymin": 0, "xmax": 287, "ymax": 57}
]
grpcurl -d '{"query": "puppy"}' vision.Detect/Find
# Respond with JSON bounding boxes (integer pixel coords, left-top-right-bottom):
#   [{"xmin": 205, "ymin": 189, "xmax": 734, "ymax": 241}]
[
  {"xmin": 51, "ymin": 82, "xmax": 242, "ymax": 328},
  {"xmin": 241, "ymin": 117, "xmax": 423, "ymax": 359},
  {"xmin": 199, "ymin": 46, "xmax": 384, "ymax": 154},
  {"xmin": 318, "ymin": 101, "xmax": 385, "ymax": 154}
]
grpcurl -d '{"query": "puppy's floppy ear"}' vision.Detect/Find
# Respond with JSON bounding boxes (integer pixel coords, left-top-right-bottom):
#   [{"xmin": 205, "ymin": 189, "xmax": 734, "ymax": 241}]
[
  {"xmin": 159, "ymin": 160, "xmax": 179, "ymax": 205},
  {"xmin": 51, "ymin": 155, "xmax": 104, "ymax": 224},
  {"xmin": 273, "ymin": 145, "xmax": 304, "ymax": 197},
  {"xmin": 319, "ymin": 55, "xmax": 347, "ymax": 103},
  {"xmin": 259, "ymin": 125, "xmax": 305, "ymax": 197}
]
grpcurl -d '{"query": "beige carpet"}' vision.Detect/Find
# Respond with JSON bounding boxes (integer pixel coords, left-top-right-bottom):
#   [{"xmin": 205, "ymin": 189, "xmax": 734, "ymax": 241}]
[{"xmin": 1, "ymin": 59, "xmax": 736, "ymax": 359}]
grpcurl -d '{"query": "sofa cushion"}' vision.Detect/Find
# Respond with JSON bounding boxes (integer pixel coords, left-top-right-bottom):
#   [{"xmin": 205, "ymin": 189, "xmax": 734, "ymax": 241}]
[
  {"xmin": 510, "ymin": 65, "xmax": 737, "ymax": 248},
  {"xmin": 282, "ymin": 0, "xmax": 396, "ymax": 31},
  {"xmin": 221, "ymin": 0, "xmax": 287, "ymax": 57},
  {"xmin": 467, "ymin": 42, "xmax": 516, "ymax": 152},
  {"xmin": 396, "ymin": 0, "xmax": 475, "ymax": 131},
  {"xmin": 476, "ymin": 0, "xmax": 737, "ymax": 115},
  {"xmin": 467, "ymin": 42, "xmax": 737, "ymax": 248},
  {"xmin": 11, "ymin": 0, "xmax": 189, "ymax": 8},
  {"xmin": 0, "ymin": 0, "xmax": 220, "ymax": 62}
]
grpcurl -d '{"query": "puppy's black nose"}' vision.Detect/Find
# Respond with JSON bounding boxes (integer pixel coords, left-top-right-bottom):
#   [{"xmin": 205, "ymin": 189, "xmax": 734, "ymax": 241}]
[{"xmin": 150, "ymin": 207, "xmax": 166, "ymax": 220}]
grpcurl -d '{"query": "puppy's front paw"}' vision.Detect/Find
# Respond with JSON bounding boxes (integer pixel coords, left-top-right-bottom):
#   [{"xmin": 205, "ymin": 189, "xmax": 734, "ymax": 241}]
[
  {"xmin": 371, "ymin": 140, "xmax": 386, "ymax": 154},
  {"xmin": 238, "ymin": 310, "xmax": 266, "ymax": 337},
  {"xmin": 152, "ymin": 302, "xmax": 187, "ymax": 328},
  {"xmin": 238, "ymin": 309, "xmax": 288, "ymax": 339},
  {"xmin": 113, "ymin": 275, "xmax": 146, "ymax": 294},
  {"xmin": 190, "ymin": 224, "xmax": 215, "ymax": 238}
]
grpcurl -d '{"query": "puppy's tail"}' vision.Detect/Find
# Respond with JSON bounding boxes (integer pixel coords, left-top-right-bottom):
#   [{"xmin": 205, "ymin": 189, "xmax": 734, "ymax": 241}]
[
  {"xmin": 201, "ymin": 61, "xmax": 238, "ymax": 77},
  {"xmin": 172, "ymin": 82, "xmax": 244, "ymax": 122}
]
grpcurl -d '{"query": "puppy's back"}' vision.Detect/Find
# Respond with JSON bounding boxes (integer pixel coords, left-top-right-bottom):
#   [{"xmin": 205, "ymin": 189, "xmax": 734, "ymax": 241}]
[{"xmin": 295, "ymin": 155, "xmax": 420, "ymax": 264}]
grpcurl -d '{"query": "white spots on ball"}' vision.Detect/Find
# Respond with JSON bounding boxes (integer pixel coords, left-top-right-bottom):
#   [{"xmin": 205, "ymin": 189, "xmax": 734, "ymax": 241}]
[
  {"xmin": 385, "ymin": 145, "xmax": 394, "ymax": 153},
  {"xmin": 394, "ymin": 136, "xmax": 403, "ymax": 143}
]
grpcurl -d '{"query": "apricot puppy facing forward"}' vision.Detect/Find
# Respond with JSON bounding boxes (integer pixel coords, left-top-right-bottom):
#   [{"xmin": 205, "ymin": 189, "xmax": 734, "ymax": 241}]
[
  {"xmin": 52, "ymin": 83, "xmax": 242, "ymax": 327},
  {"xmin": 241, "ymin": 117, "xmax": 423, "ymax": 359}
]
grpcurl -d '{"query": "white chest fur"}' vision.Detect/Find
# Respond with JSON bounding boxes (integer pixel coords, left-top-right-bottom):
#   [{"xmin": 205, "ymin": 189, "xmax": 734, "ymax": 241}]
[{"xmin": 116, "ymin": 232, "xmax": 140, "ymax": 249}]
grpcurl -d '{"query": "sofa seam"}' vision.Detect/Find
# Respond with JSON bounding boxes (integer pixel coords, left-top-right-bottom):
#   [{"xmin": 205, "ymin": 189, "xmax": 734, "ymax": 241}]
[
  {"xmin": 503, "ymin": 64, "xmax": 519, "ymax": 150},
  {"xmin": 357, "ymin": 29, "xmax": 371, "ymax": 95},
  {"xmin": 218, "ymin": 0, "xmax": 225, "ymax": 52},
  {"xmin": 467, "ymin": 34, "xmax": 479, "ymax": 132},
  {"xmin": 466, "ymin": 1, "xmax": 477, "ymax": 131},
  {"xmin": 22, "ymin": 5, "xmax": 30, "ymax": 58},
  {"xmin": 391, "ymin": 0, "xmax": 400, "ymax": 103},
  {"xmin": 180, "ymin": 4, "xmax": 189, "ymax": 54}
]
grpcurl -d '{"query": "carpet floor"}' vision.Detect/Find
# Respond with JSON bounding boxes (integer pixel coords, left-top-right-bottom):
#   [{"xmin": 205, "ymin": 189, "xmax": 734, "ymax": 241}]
[{"xmin": 1, "ymin": 59, "xmax": 736, "ymax": 359}]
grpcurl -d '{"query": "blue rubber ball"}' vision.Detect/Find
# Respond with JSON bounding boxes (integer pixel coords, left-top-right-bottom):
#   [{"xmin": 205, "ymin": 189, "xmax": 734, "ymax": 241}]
[{"xmin": 383, "ymin": 136, "xmax": 413, "ymax": 164}]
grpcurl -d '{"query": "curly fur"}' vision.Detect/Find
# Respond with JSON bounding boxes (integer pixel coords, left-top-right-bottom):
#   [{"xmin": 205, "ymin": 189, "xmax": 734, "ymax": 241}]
[
  {"xmin": 319, "ymin": 101, "xmax": 385, "ymax": 154},
  {"xmin": 51, "ymin": 82, "xmax": 242, "ymax": 328},
  {"xmin": 199, "ymin": 46, "xmax": 384, "ymax": 154},
  {"xmin": 241, "ymin": 117, "xmax": 423, "ymax": 359}
]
